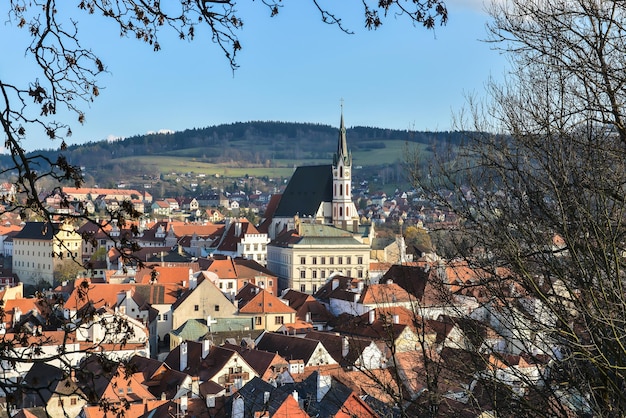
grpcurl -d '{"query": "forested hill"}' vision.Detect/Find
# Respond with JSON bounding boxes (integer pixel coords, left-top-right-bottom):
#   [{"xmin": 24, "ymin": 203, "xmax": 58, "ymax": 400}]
[{"xmin": 3, "ymin": 121, "xmax": 466, "ymax": 174}]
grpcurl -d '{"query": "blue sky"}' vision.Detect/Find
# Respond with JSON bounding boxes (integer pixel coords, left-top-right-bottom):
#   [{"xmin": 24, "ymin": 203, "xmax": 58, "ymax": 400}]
[{"xmin": 5, "ymin": 1, "xmax": 506, "ymax": 151}]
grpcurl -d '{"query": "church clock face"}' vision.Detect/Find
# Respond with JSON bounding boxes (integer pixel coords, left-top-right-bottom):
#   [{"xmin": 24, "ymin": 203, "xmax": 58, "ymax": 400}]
[{"xmin": 344, "ymin": 169, "xmax": 350, "ymax": 177}]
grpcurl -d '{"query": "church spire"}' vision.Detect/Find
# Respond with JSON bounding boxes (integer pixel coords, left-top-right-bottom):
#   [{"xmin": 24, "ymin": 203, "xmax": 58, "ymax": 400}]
[{"xmin": 334, "ymin": 101, "xmax": 351, "ymax": 167}]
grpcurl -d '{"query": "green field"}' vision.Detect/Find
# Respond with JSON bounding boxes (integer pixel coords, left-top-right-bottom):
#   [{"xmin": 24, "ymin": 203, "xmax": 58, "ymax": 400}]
[{"xmin": 113, "ymin": 140, "xmax": 430, "ymax": 181}]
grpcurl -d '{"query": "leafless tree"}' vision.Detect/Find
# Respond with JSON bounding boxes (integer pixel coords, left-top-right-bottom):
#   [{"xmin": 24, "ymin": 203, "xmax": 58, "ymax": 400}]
[{"xmin": 408, "ymin": 0, "xmax": 626, "ymax": 416}]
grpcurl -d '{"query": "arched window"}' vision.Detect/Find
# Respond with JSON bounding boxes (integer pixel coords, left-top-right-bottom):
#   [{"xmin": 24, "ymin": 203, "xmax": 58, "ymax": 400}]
[
  {"xmin": 339, "ymin": 207, "xmax": 343, "ymax": 217},
  {"xmin": 346, "ymin": 184, "xmax": 349, "ymax": 195},
  {"xmin": 346, "ymin": 207, "xmax": 349, "ymax": 216}
]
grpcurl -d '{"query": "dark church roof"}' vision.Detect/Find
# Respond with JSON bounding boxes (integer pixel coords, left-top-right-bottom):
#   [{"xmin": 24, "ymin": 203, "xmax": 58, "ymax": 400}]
[{"xmin": 273, "ymin": 165, "xmax": 332, "ymax": 217}]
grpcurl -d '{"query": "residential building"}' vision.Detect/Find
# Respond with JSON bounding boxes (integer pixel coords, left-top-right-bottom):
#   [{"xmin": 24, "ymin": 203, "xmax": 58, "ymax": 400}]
[
  {"xmin": 170, "ymin": 274, "xmax": 237, "ymax": 331},
  {"xmin": 12, "ymin": 222, "xmax": 83, "ymax": 286},
  {"xmin": 236, "ymin": 283, "xmax": 297, "ymax": 332}
]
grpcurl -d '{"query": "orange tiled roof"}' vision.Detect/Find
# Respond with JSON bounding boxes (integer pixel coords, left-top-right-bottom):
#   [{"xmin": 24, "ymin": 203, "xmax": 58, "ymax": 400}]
[
  {"xmin": 205, "ymin": 257, "xmax": 238, "ymax": 279},
  {"xmin": 239, "ymin": 288, "xmax": 296, "ymax": 315},
  {"xmin": 271, "ymin": 394, "xmax": 308, "ymax": 417},
  {"xmin": 359, "ymin": 283, "xmax": 414, "ymax": 304}
]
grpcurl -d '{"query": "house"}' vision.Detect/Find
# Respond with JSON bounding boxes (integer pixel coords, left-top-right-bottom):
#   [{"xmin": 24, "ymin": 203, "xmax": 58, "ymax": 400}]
[
  {"xmin": 305, "ymin": 330, "xmax": 388, "ymax": 370},
  {"xmin": 74, "ymin": 305, "xmax": 151, "ymax": 360},
  {"xmin": 76, "ymin": 355, "xmax": 158, "ymax": 409},
  {"xmin": 206, "ymin": 208, "xmax": 225, "ymax": 223},
  {"xmin": 279, "ymin": 289, "xmax": 334, "ymax": 331},
  {"xmin": 196, "ymin": 193, "xmax": 229, "ymax": 208},
  {"xmin": 12, "ymin": 221, "xmax": 83, "ymax": 286},
  {"xmin": 19, "ymin": 363, "xmax": 86, "ymax": 417},
  {"xmin": 152, "ymin": 200, "xmax": 172, "ymax": 216},
  {"xmin": 200, "ymin": 255, "xmax": 279, "ymax": 297},
  {"xmin": 229, "ymin": 371, "xmax": 379, "ymax": 418},
  {"xmin": 221, "ymin": 342, "xmax": 290, "ymax": 385},
  {"xmin": 320, "ymin": 278, "xmax": 416, "ymax": 317},
  {"xmin": 332, "ymin": 307, "xmax": 421, "ymax": 353},
  {"xmin": 164, "ymin": 340, "xmax": 259, "ymax": 393},
  {"xmin": 170, "ymin": 274, "xmax": 238, "ymax": 332},
  {"xmin": 254, "ymin": 332, "xmax": 337, "ymax": 368},
  {"xmin": 236, "ymin": 283, "xmax": 297, "ymax": 332},
  {"xmin": 210, "ymin": 218, "xmax": 270, "ymax": 264}
]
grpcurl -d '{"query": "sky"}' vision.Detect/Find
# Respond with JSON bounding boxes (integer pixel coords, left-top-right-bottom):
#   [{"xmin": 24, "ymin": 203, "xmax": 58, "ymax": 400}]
[{"xmin": 3, "ymin": 0, "xmax": 507, "ymax": 152}]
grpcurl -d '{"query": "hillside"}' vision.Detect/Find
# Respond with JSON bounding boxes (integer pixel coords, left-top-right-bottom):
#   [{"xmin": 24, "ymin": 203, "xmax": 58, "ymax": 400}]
[{"xmin": 1, "ymin": 121, "xmax": 466, "ymax": 197}]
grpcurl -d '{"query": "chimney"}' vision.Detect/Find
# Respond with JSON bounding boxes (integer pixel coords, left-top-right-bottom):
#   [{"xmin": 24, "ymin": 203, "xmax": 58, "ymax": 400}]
[
  {"xmin": 180, "ymin": 341, "xmax": 188, "ymax": 372},
  {"xmin": 263, "ymin": 391, "xmax": 270, "ymax": 404},
  {"xmin": 393, "ymin": 314, "xmax": 400, "ymax": 324},
  {"xmin": 368, "ymin": 309, "xmax": 375, "ymax": 324},
  {"xmin": 13, "ymin": 307, "xmax": 21, "ymax": 325},
  {"xmin": 202, "ymin": 339, "xmax": 211, "ymax": 359},
  {"xmin": 189, "ymin": 270, "xmax": 197, "ymax": 290},
  {"xmin": 342, "ymin": 336, "xmax": 349, "ymax": 358},
  {"xmin": 292, "ymin": 390, "xmax": 299, "ymax": 403}
]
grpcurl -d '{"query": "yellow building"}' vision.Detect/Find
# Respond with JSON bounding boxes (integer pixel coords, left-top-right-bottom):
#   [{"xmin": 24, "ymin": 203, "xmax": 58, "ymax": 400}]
[{"xmin": 12, "ymin": 222, "xmax": 83, "ymax": 287}]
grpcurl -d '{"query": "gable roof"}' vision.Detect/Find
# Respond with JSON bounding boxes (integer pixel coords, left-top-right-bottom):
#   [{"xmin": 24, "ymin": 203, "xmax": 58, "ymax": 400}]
[
  {"xmin": 359, "ymin": 283, "xmax": 415, "ymax": 305},
  {"xmin": 221, "ymin": 342, "xmax": 287, "ymax": 379},
  {"xmin": 237, "ymin": 284, "xmax": 296, "ymax": 315},
  {"xmin": 380, "ymin": 264, "xmax": 429, "ymax": 299},
  {"xmin": 281, "ymin": 289, "xmax": 334, "ymax": 323},
  {"xmin": 255, "ymin": 332, "xmax": 324, "ymax": 363},
  {"xmin": 273, "ymin": 165, "xmax": 332, "ymax": 217},
  {"xmin": 21, "ymin": 363, "xmax": 83, "ymax": 407}
]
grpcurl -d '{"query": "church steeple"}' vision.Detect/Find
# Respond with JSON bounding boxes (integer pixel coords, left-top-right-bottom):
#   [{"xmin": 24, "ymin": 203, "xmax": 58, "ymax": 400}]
[
  {"xmin": 331, "ymin": 103, "xmax": 358, "ymax": 230},
  {"xmin": 334, "ymin": 103, "xmax": 352, "ymax": 167}
]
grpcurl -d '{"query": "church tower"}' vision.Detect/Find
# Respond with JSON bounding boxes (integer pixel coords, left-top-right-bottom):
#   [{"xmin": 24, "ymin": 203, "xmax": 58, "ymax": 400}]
[{"xmin": 332, "ymin": 107, "xmax": 358, "ymax": 229}]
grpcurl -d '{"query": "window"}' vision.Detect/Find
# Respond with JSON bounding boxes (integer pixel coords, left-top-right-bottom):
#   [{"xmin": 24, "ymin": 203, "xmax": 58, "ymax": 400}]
[
  {"xmin": 312, "ymin": 270, "xmax": 317, "ymax": 279},
  {"xmin": 358, "ymin": 270, "xmax": 364, "ymax": 278},
  {"xmin": 346, "ymin": 256, "xmax": 351, "ymax": 264},
  {"xmin": 163, "ymin": 314, "xmax": 168, "ymax": 321},
  {"xmin": 255, "ymin": 316, "xmax": 262, "ymax": 325},
  {"xmin": 214, "ymin": 305, "xmax": 220, "ymax": 312},
  {"xmin": 269, "ymin": 280, "xmax": 273, "ymax": 287},
  {"xmin": 338, "ymin": 257, "xmax": 343, "ymax": 265},
  {"xmin": 300, "ymin": 284, "xmax": 306, "ymax": 292},
  {"xmin": 300, "ymin": 256, "xmax": 306, "ymax": 265},
  {"xmin": 275, "ymin": 316, "xmax": 284, "ymax": 325},
  {"xmin": 227, "ymin": 282, "xmax": 233, "ymax": 289},
  {"xmin": 320, "ymin": 270, "xmax": 326, "ymax": 278},
  {"xmin": 158, "ymin": 314, "xmax": 162, "ymax": 321},
  {"xmin": 194, "ymin": 305, "xmax": 199, "ymax": 311},
  {"xmin": 329, "ymin": 257, "xmax": 334, "ymax": 265},
  {"xmin": 312, "ymin": 284, "xmax": 318, "ymax": 293},
  {"xmin": 321, "ymin": 257, "xmax": 326, "ymax": 265},
  {"xmin": 358, "ymin": 256, "xmax": 363, "ymax": 264},
  {"xmin": 300, "ymin": 270, "xmax": 306, "ymax": 279}
]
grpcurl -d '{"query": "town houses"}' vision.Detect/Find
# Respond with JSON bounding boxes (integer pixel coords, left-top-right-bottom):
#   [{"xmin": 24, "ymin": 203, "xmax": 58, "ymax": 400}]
[{"xmin": 0, "ymin": 113, "xmax": 578, "ymax": 417}]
